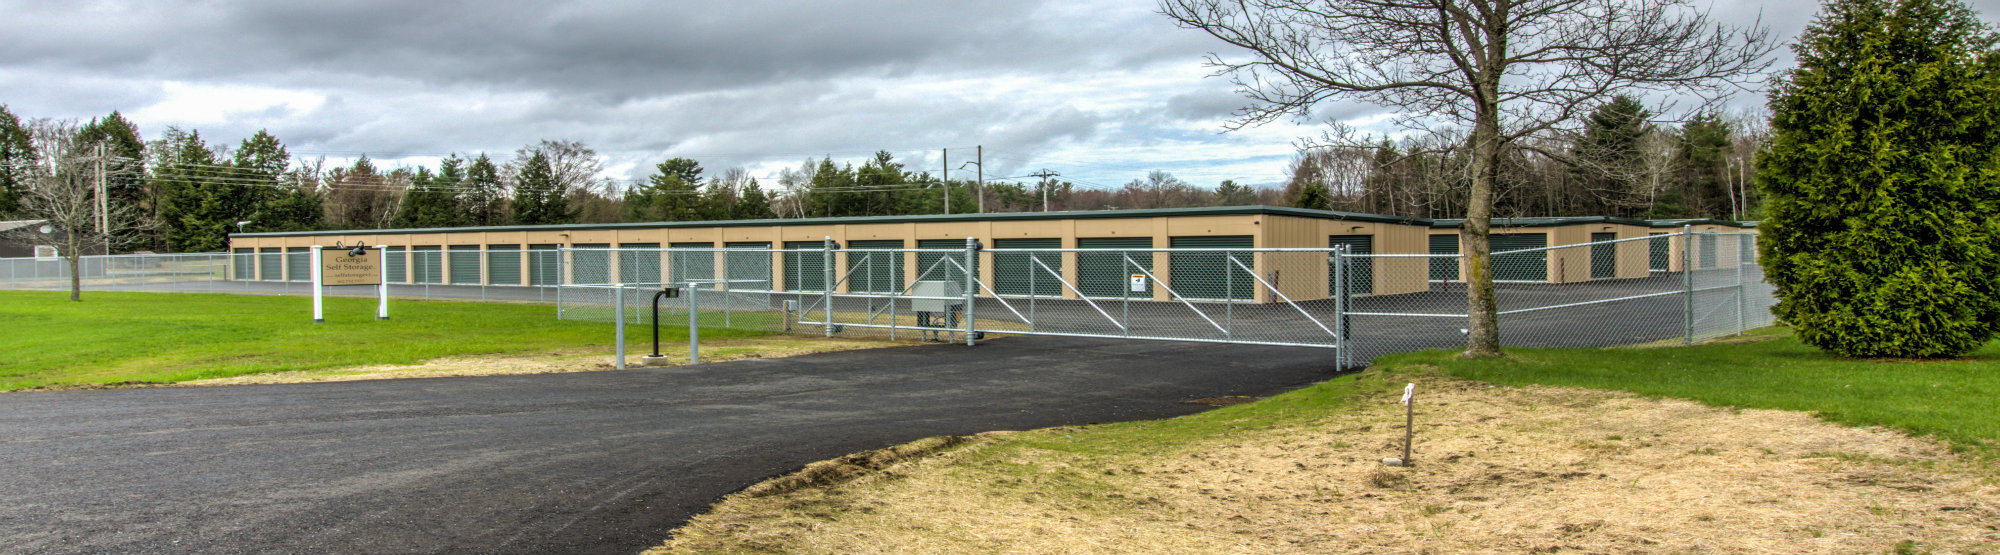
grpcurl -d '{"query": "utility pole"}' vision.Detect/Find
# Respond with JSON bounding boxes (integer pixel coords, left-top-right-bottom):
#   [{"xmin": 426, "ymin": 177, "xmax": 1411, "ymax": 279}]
[
  {"xmin": 976, "ymin": 145, "xmax": 983, "ymax": 214},
  {"xmin": 95, "ymin": 144, "xmax": 109, "ymax": 255},
  {"xmin": 1029, "ymin": 169, "xmax": 1060, "ymax": 212},
  {"xmin": 941, "ymin": 148, "xmax": 950, "ymax": 215}
]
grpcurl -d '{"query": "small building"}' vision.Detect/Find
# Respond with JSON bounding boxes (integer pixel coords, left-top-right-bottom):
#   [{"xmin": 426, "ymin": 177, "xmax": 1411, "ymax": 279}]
[{"xmin": 0, "ymin": 220, "xmax": 103, "ymax": 259}]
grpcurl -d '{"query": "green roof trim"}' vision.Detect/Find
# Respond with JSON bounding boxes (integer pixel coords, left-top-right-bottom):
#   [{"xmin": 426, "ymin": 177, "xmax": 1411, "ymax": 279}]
[
  {"xmin": 230, "ymin": 205, "xmax": 1433, "ymax": 238},
  {"xmin": 1643, "ymin": 218, "xmax": 1757, "ymax": 229},
  {"xmin": 1429, "ymin": 216, "xmax": 1657, "ymax": 229}
]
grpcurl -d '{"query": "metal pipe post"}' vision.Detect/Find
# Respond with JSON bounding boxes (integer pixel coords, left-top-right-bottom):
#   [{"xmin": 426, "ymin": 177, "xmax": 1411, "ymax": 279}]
[
  {"xmin": 1333, "ymin": 245, "xmax": 1347, "ymax": 368},
  {"xmin": 824, "ymin": 237, "xmax": 836, "ymax": 337},
  {"xmin": 688, "ymin": 285, "xmax": 700, "ymax": 363},
  {"xmin": 1681, "ymin": 226, "xmax": 1694, "ymax": 345},
  {"xmin": 964, "ymin": 237, "xmax": 977, "ymax": 346},
  {"xmin": 310, "ymin": 246, "xmax": 324, "ymax": 323},
  {"xmin": 614, "ymin": 285, "xmax": 626, "ymax": 370},
  {"xmin": 376, "ymin": 245, "xmax": 389, "ymax": 320}
]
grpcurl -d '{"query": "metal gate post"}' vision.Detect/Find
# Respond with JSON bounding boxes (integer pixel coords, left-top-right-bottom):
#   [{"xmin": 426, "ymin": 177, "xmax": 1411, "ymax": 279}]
[
  {"xmin": 1736, "ymin": 234, "xmax": 1747, "ymax": 335},
  {"xmin": 1333, "ymin": 245, "xmax": 1348, "ymax": 368},
  {"xmin": 824, "ymin": 237, "xmax": 836, "ymax": 337},
  {"xmin": 964, "ymin": 237, "xmax": 977, "ymax": 346},
  {"xmin": 1682, "ymin": 225, "xmax": 1694, "ymax": 345},
  {"xmin": 614, "ymin": 285, "xmax": 627, "ymax": 370}
]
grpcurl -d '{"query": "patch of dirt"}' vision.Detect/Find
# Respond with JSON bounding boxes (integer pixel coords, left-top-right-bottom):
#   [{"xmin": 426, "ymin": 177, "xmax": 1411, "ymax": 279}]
[
  {"xmin": 652, "ymin": 378, "xmax": 2000, "ymax": 555},
  {"xmin": 178, "ymin": 337, "xmax": 903, "ymax": 386}
]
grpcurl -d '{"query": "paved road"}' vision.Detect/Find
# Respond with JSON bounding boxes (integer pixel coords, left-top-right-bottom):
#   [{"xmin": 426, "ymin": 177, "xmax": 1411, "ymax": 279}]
[{"xmin": 0, "ymin": 337, "xmax": 1340, "ymax": 555}]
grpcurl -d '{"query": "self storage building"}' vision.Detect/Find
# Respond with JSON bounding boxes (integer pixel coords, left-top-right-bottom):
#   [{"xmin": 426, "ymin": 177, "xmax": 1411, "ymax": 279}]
[{"xmin": 225, "ymin": 206, "xmax": 1436, "ymax": 303}]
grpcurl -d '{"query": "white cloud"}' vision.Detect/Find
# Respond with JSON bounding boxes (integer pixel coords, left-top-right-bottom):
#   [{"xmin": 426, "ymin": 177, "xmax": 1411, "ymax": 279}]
[{"xmin": 130, "ymin": 82, "xmax": 326, "ymax": 127}]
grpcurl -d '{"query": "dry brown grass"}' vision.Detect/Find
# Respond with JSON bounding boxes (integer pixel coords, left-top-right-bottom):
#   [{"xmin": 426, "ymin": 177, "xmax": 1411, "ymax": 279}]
[
  {"xmin": 181, "ymin": 336, "xmax": 903, "ymax": 386},
  {"xmin": 652, "ymin": 378, "xmax": 2000, "ymax": 555}
]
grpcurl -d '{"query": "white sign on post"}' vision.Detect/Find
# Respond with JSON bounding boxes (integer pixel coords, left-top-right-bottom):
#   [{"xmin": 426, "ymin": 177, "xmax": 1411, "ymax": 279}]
[{"xmin": 1130, "ymin": 274, "xmax": 1146, "ymax": 293}]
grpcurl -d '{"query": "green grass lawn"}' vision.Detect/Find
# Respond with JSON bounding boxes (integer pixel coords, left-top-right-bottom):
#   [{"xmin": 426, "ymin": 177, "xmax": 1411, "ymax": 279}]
[
  {"xmin": 1384, "ymin": 327, "xmax": 2000, "ymax": 458},
  {"xmin": 0, "ymin": 290, "xmax": 773, "ymax": 390}
]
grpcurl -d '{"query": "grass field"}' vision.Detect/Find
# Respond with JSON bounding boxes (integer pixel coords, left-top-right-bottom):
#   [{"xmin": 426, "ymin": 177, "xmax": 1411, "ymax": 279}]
[
  {"xmin": 0, "ymin": 290, "xmax": 780, "ymax": 390},
  {"xmin": 657, "ymin": 328, "xmax": 2000, "ymax": 554},
  {"xmin": 1406, "ymin": 326, "xmax": 2000, "ymax": 458}
]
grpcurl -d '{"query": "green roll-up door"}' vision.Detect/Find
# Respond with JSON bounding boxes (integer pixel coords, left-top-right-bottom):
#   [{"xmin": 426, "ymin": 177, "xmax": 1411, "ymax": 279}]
[
  {"xmin": 258, "ymin": 248, "xmax": 281, "ymax": 281},
  {"xmin": 916, "ymin": 239, "xmax": 979, "ymax": 285},
  {"xmin": 725, "ymin": 242, "xmax": 772, "ymax": 289},
  {"xmin": 1492, "ymin": 233, "xmax": 1548, "ymax": 281},
  {"xmin": 669, "ymin": 242, "xmax": 715, "ymax": 287},
  {"xmin": 1169, "ymin": 236, "xmax": 1254, "ymax": 300},
  {"xmin": 1328, "ymin": 235, "xmax": 1373, "ymax": 295},
  {"xmin": 487, "ymin": 245, "xmax": 521, "ymax": 286},
  {"xmin": 846, "ymin": 240, "xmax": 904, "ymax": 293},
  {"xmin": 285, "ymin": 247, "xmax": 309, "ymax": 282},
  {"xmin": 232, "ymin": 248, "xmax": 254, "ymax": 280},
  {"xmin": 1590, "ymin": 233, "xmax": 1617, "ymax": 279},
  {"xmin": 993, "ymin": 238, "xmax": 1062, "ymax": 296},
  {"xmin": 619, "ymin": 243, "xmax": 661, "ymax": 285},
  {"xmin": 570, "ymin": 244, "xmax": 610, "ymax": 284},
  {"xmin": 449, "ymin": 245, "xmax": 482, "ymax": 285},
  {"xmin": 1429, "ymin": 234, "xmax": 1459, "ymax": 281},
  {"xmin": 528, "ymin": 244, "xmax": 560, "ymax": 285},
  {"xmin": 411, "ymin": 246, "xmax": 444, "ymax": 284},
  {"xmin": 1648, "ymin": 233, "xmax": 1669, "ymax": 271},
  {"xmin": 385, "ymin": 247, "xmax": 407, "ymax": 283},
  {"xmin": 783, "ymin": 241, "xmax": 825, "ymax": 292},
  {"xmin": 1699, "ymin": 233, "xmax": 1717, "ymax": 269},
  {"xmin": 1076, "ymin": 237, "xmax": 1151, "ymax": 298}
]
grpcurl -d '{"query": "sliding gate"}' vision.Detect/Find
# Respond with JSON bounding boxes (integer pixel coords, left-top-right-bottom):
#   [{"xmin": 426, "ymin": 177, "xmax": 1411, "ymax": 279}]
[{"xmin": 791, "ymin": 240, "xmax": 1358, "ymax": 367}]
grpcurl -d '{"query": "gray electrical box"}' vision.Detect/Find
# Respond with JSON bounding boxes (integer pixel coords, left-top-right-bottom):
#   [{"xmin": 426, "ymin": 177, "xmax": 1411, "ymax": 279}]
[{"xmin": 910, "ymin": 280, "xmax": 962, "ymax": 312}]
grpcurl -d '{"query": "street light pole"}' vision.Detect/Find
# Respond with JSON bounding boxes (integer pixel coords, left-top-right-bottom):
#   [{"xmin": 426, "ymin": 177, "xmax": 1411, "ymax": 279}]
[{"xmin": 941, "ymin": 148, "xmax": 950, "ymax": 215}]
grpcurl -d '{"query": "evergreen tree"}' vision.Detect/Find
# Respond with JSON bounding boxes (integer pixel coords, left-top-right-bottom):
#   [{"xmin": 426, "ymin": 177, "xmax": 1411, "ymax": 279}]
[
  {"xmin": 625, "ymin": 157, "xmax": 707, "ymax": 221},
  {"xmin": 152, "ymin": 128, "xmax": 241, "ymax": 252},
  {"xmin": 75, "ymin": 111, "xmax": 146, "ymax": 213},
  {"xmin": 461, "ymin": 153, "xmax": 505, "ymax": 226},
  {"xmin": 0, "ymin": 105, "xmax": 34, "ymax": 216},
  {"xmin": 1759, "ymin": 0, "xmax": 2000, "ymax": 358},
  {"xmin": 1571, "ymin": 96, "xmax": 1653, "ymax": 217},
  {"xmin": 1290, "ymin": 180, "xmax": 1332, "ymax": 210},
  {"xmin": 392, "ymin": 155, "xmax": 466, "ymax": 228},
  {"xmin": 1214, "ymin": 179, "xmax": 1256, "ymax": 206},
  {"xmin": 509, "ymin": 151, "xmax": 570, "ymax": 225},
  {"xmin": 735, "ymin": 178, "xmax": 776, "ymax": 219},
  {"xmin": 1675, "ymin": 112, "xmax": 1735, "ymax": 218}
]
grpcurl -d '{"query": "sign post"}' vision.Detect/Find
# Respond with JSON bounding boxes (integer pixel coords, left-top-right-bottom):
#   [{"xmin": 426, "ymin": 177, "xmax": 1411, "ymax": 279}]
[{"xmin": 310, "ymin": 245, "xmax": 388, "ymax": 322}]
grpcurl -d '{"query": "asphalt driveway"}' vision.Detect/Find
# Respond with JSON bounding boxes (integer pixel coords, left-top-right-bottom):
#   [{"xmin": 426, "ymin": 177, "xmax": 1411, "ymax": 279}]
[{"xmin": 0, "ymin": 336, "xmax": 1340, "ymax": 555}]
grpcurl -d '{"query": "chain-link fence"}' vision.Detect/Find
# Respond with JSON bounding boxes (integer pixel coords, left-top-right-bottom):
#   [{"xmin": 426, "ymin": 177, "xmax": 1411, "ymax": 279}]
[{"xmin": 4, "ymin": 231, "xmax": 1778, "ymax": 365}]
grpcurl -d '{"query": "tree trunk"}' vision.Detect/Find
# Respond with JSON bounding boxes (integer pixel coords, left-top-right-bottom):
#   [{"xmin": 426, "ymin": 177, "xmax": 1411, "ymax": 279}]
[
  {"xmin": 66, "ymin": 253, "xmax": 81, "ymax": 302},
  {"xmin": 1462, "ymin": 90, "xmax": 1504, "ymax": 358}
]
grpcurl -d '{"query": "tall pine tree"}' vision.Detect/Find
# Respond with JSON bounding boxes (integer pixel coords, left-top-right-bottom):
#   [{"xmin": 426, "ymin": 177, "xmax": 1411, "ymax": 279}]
[
  {"xmin": 509, "ymin": 151, "xmax": 570, "ymax": 225},
  {"xmin": 0, "ymin": 105, "xmax": 34, "ymax": 217},
  {"xmin": 461, "ymin": 153, "xmax": 505, "ymax": 226},
  {"xmin": 625, "ymin": 157, "xmax": 707, "ymax": 221},
  {"xmin": 1759, "ymin": 0, "xmax": 2000, "ymax": 357}
]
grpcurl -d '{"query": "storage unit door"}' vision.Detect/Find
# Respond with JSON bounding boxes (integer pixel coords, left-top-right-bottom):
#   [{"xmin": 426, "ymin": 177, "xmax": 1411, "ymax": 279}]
[
  {"xmin": 916, "ymin": 239, "xmax": 979, "ymax": 285},
  {"xmin": 1169, "ymin": 236, "xmax": 1253, "ymax": 300},
  {"xmin": 846, "ymin": 240, "xmax": 904, "ymax": 293},
  {"xmin": 1698, "ymin": 234, "xmax": 1717, "ymax": 270},
  {"xmin": 993, "ymin": 238, "xmax": 1062, "ymax": 296},
  {"xmin": 528, "ymin": 244, "xmax": 560, "ymax": 285},
  {"xmin": 449, "ymin": 245, "xmax": 482, "ymax": 285},
  {"xmin": 413, "ymin": 246, "xmax": 445, "ymax": 284},
  {"xmin": 1429, "ymin": 234, "xmax": 1459, "ymax": 281},
  {"xmin": 232, "ymin": 248, "xmax": 255, "ymax": 280},
  {"xmin": 1076, "ymin": 237, "xmax": 1152, "ymax": 298},
  {"xmin": 487, "ymin": 245, "xmax": 521, "ymax": 286},
  {"xmin": 668, "ymin": 242, "xmax": 714, "ymax": 287},
  {"xmin": 258, "ymin": 249, "xmax": 281, "ymax": 281},
  {"xmin": 725, "ymin": 242, "xmax": 771, "ymax": 289},
  {"xmin": 619, "ymin": 243, "xmax": 660, "ymax": 285},
  {"xmin": 385, "ymin": 247, "xmax": 407, "ymax": 283},
  {"xmin": 1648, "ymin": 233, "xmax": 1669, "ymax": 271},
  {"xmin": 285, "ymin": 247, "xmax": 309, "ymax": 282},
  {"xmin": 1492, "ymin": 233, "xmax": 1549, "ymax": 281},
  {"xmin": 1328, "ymin": 235, "xmax": 1374, "ymax": 295},
  {"xmin": 782, "ymin": 241, "xmax": 825, "ymax": 292},
  {"xmin": 1590, "ymin": 232, "xmax": 1617, "ymax": 279},
  {"xmin": 570, "ymin": 244, "xmax": 610, "ymax": 284}
]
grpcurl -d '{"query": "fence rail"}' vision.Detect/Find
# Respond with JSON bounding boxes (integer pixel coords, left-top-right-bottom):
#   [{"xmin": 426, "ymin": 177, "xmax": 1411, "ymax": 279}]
[{"xmin": 1, "ymin": 231, "xmax": 1774, "ymax": 364}]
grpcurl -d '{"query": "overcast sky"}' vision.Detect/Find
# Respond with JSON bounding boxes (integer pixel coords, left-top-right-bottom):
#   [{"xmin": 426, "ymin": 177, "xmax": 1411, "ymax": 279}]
[{"xmin": 4, "ymin": 0, "xmax": 1997, "ymax": 192}]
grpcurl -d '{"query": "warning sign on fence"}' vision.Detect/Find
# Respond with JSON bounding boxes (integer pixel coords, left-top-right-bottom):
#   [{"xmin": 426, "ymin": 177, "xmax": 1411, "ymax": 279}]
[
  {"xmin": 1130, "ymin": 274, "xmax": 1147, "ymax": 293},
  {"xmin": 323, "ymin": 249, "xmax": 382, "ymax": 286}
]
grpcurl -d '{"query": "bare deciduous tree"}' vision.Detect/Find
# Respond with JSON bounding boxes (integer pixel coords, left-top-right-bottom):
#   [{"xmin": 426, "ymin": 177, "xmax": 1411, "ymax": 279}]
[
  {"xmin": 1161, "ymin": 0, "xmax": 1776, "ymax": 357},
  {"xmin": 7, "ymin": 120, "xmax": 145, "ymax": 301}
]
